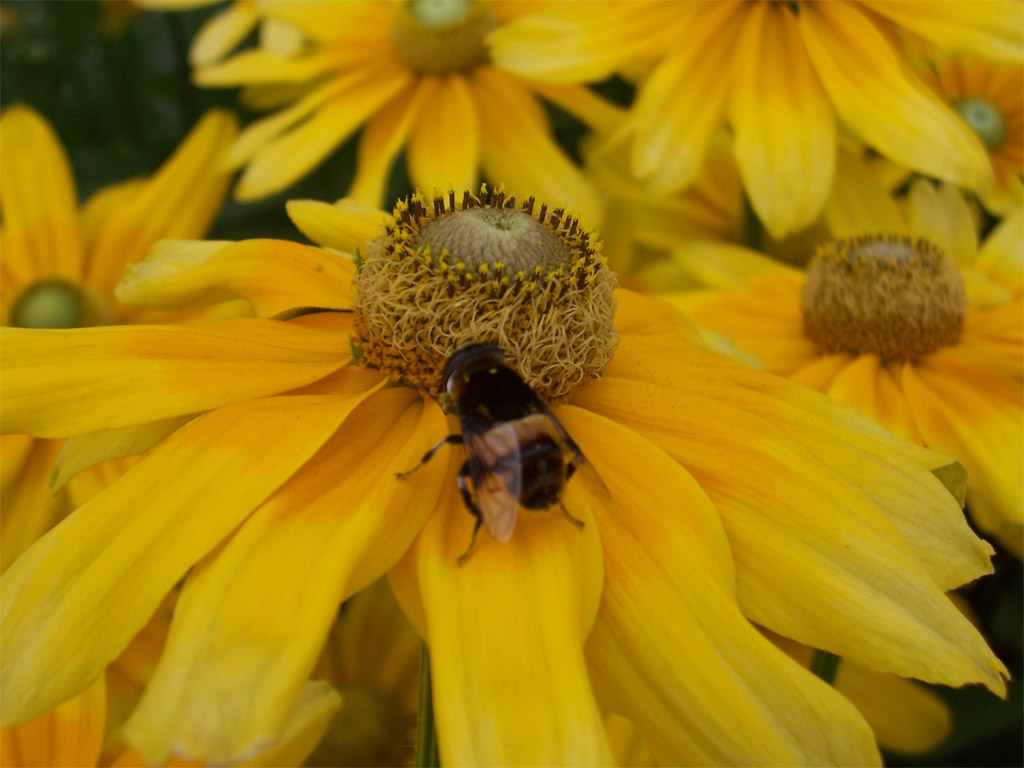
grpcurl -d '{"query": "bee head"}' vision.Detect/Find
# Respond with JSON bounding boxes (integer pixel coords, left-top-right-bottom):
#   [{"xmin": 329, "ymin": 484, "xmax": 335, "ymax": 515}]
[{"xmin": 443, "ymin": 343, "xmax": 507, "ymax": 390}]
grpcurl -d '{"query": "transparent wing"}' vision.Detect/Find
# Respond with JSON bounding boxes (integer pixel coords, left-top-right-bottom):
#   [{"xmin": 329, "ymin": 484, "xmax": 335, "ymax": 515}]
[
  {"xmin": 545, "ymin": 407, "xmax": 611, "ymax": 500},
  {"xmin": 464, "ymin": 424, "xmax": 522, "ymax": 542}
]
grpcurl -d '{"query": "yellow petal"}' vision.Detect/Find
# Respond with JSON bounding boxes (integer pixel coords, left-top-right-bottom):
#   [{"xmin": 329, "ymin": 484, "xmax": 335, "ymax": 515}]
[
  {"xmin": 771, "ymin": 633, "xmax": 952, "ymax": 756},
  {"xmin": 526, "ymin": 82, "xmax": 626, "ymax": 135},
  {"xmin": 0, "ymin": 675, "xmax": 105, "ymax": 768},
  {"xmin": 573, "ymin": 375, "xmax": 1008, "ymax": 694},
  {"xmin": 826, "ymin": 355, "xmax": 922, "ymax": 444},
  {"xmin": 0, "ymin": 105, "xmax": 85, "ymax": 284},
  {"xmin": 472, "ymin": 67, "xmax": 600, "ymax": 224},
  {"xmin": 864, "ymin": 1, "xmax": 1024, "ymax": 63},
  {"xmin": 558, "ymin": 406, "xmax": 880, "ymax": 766},
  {"xmin": 235, "ymin": 64, "xmax": 412, "ymax": 201},
  {"xmin": 194, "ymin": 48, "xmax": 352, "ymax": 87},
  {"xmin": 824, "ymin": 149, "xmax": 908, "ymax": 238},
  {"xmin": 906, "ymin": 180, "xmax": 978, "ymax": 268},
  {"xmin": 799, "ymin": 3, "xmax": 992, "ymax": 190},
  {"xmin": 348, "ymin": 81, "xmax": 427, "ymax": 207},
  {"xmin": 388, "ymin": 445, "xmax": 611, "ymax": 766},
  {"xmin": 86, "ymin": 109, "xmax": 238, "ymax": 293},
  {"xmin": 789, "ymin": 353, "xmax": 854, "ymax": 391},
  {"xmin": 222, "ymin": 78, "xmax": 350, "ymax": 169},
  {"xmin": 487, "ymin": 2, "xmax": 687, "ymax": 84},
  {"xmin": 0, "ymin": 438, "xmax": 68, "ymax": 572},
  {"xmin": 285, "ymin": 198, "xmax": 390, "ymax": 255},
  {"xmin": 903, "ymin": 361, "xmax": 1024, "ymax": 531},
  {"xmin": 407, "ymin": 75, "xmax": 479, "ymax": 196},
  {"xmin": 0, "ymin": 315, "xmax": 353, "ymax": 437},
  {"xmin": 122, "ymin": 390, "xmax": 444, "ymax": 765},
  {"xmin": 1, "ymin": 392, "xmax": 375, "ymax": 727},
  {"xmin": 728, "ymin": 3, "xmax": 836, "ymax": 238},
  {"xmin": 671, "ymin": 241, "xmax": 800, "ymax": 287},
  {"xmin": 117, "ymin": 238, "xmax": 355, "ymax": 316},
  {"xmin": 974, "ymin": 207, "xmax": 1023, "ymax": 291},
  {"xmin": 258, "ymin": 1, "xmax": 395, "ymax": 44},
  {"xmin": 630, "ymin": 2, "xmax": 744, "ymax": 190},
  {"xmin": 52, "ymin": 416, "xmax": 193, "ymax": 492},
  {"xmin": 605, "ymin": 330, "xmax": 998, "ymax": 591},
  {"xmin": 247, "ymin": 681, "xmax": 341, "ymax": 768},
  {"xmin": 188, "ymin": 3, "xmax": 259, "ymax": 66}
]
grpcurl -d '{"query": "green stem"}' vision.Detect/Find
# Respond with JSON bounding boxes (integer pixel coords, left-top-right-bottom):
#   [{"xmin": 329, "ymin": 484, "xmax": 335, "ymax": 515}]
[
  {"xmin": 415, "ymin": 642, "xmax": 440, "ymax": 768},
  {"xmin": 810, "ymin": 649, "xmax": 841, "ymax": 685}
]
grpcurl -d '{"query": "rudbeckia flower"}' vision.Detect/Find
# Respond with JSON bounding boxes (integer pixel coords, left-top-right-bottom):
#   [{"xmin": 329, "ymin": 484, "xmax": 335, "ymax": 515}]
[
  {"xmin": 491, "ymin": 0, "xmax": 1022, "ymax": 237},
  {"xmin": 0, "ymin": 188, "xmax": 1008, "ymax": 766},
  {"xmin": 188, "ymin": 0, "xmax": 622, "ymax": 220},
  {"xmin": 921, "ymin": 51, "xmax": 1024, "ymax": 214},
  {"xmin": 0, "ymin": 105, "xmax": 237, "ymax": 571},
  {"xmin": 669, "ymin": 159, "xmax": 1023, "ymax": 556}
]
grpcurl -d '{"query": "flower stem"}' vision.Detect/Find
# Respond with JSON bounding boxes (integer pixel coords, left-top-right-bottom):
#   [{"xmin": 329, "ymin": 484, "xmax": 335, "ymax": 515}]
[
  {"xmin": 810, "ymin": 649, "xmax": 841, "ymax": 685},
  {"xmin": 415, "ymin": 642, "xmax": 439, "ymax": 768}
]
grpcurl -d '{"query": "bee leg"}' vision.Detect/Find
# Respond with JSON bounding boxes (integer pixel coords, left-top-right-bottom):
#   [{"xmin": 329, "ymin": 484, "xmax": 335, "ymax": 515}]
[
  {"xmin": 558, "ymin": 502, "xmax": 585, "ymax": 531},
  {"xmin": 456, "ymin": 462, "xmax": 484, "ymax": 565},
  {"xmin": 396, "ymin": 434, "xmax": 462, "ymax": 479}
]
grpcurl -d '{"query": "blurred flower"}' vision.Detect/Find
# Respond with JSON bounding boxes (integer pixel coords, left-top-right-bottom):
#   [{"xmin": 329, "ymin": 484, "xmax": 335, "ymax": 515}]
[
  {"xmin": 0, "ymin": 189, "xmax": 1007, "ymax": 766},
  {"xmin": 0, "ymin": 105, "xmax": 237, "ymax": 572},
  {"xmin": 306, "ymin": 579, "xmax": 421, "ymax": 767},
  {"xmin": 189, "ymin": 0, "xmax": 622, "ymax": 220},
  {"xmin": 922, "ymin": 51, "xmax": 1023, "ymax": 215},
  {"xmin": 670, "ymin": 158, "xmax": 1023, "ymax": 555},
  {"xmin": 492, "ymin": 0, "xmax": 1022, "ymax": 237}
]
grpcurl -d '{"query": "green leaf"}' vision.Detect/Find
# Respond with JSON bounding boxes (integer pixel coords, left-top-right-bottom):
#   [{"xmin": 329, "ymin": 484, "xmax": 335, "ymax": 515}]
[
  {"xmin": 415, "ymin": 643, "xmax": 439, "ymax": 768},
  {"xmin": 931, "ymin": 460, "xmax": 968, "ymax": 507}
]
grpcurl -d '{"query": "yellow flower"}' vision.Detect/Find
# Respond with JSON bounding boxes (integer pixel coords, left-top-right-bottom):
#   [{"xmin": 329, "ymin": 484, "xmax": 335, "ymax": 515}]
[
  {"xmin": 669, "ymin": 158, "xmax": 1023, "ymax": 555},
  {"xmin": 0, "ymin": 105, "xmax": 237, "ymax": 572},
  {"xmin": 492, "ymin": 0, "xmax": 1022, "ymax": 237},
  {"xmin": 0, "ymin": 189, "xmax": 1008, "ymax": 766},
  {"xmin": 190, "ymin": 0, "xmax": 623, "ymax": 220},
  {"xmin": 923, "ymin": 51, "xmax": 1024, "ymax": 215}
]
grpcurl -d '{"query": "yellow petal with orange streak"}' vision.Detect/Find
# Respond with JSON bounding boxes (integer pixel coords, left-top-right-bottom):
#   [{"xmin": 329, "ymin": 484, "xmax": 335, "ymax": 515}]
[
  {"xmin": 235, "ymin": 64, "xmax": 412, "ymax": 201},
  {"xmin": 407, "ymin": 75, "xmax": 479, "ymax": 197},
  {"xmin": 472, "ymin": 67, "xmax": 600, "ymax": 225},
  {"xmin": 0, "ymin": 675, "xmax": 105, "ymax": 768},
  {"xmin": 630, "ymin": 2, "xmax": 744, "ymax": 191},
  {"xmin": 573, "ymin": 375, "xmax": 1007, "ymax": 695},
  {"xmin": 0, "ymin": 313, "xmax": 353, "ymax": 438},
  {"xmin": 0, "ymin": 438, "xmax": 68, "ymax": 573},
  {"xmin": 0, "ymin": 105, "xmax": 85, "ymax": 285},
  {"xmin": 559, "ymin": 406, "xmax": 880, "ymax": 766},
  {"xmin": 903, "ymin": 360, "xmax": 1023, "ymax": 533},
  {"xmin": 389, "ymin": 447, "xmax": 611, "ymax": 766},
  {"xmin": 800, "ymin": 3, "xmax": 991, "ymax": 191},
  {"xmin": 348, "ymin": 81, "xmax": 428, "ymax": 207},
  {"xmin": 728, "ymin": 3, "xmax": 836, "ymax": 238},
  {"xmin": 117, "ymin": 238, "xmax": 354, "ymax": 316},
  {"xmin": 122, "ymin": 390, "xmax": 444, "ymax": 765},
  {"xmin": 1, "ymin": 390, "xmax": 378, "ymax": 728}
]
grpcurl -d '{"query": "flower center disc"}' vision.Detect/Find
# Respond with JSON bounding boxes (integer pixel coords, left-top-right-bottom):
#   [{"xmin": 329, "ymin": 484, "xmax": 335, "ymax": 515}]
[
  {"xmin": 800, "ymin": 235, "xmax": 966, "ymax": 361},
  {"xmin": 391, "ymin": 0, "xmax": 497, "ymax": 74},
  {"xmin": 353, "ymin": 188, "xmax": 618, "ymax": 400},
  {"xmin": 955, "ymin": 98, "xmax": 1007, "ymax": 151}
]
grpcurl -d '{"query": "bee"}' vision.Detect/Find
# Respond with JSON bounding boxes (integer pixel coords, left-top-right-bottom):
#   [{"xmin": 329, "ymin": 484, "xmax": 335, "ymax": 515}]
[{"xmin": 397, "ymin": 343, "xmax": 606, "ymax": 564}]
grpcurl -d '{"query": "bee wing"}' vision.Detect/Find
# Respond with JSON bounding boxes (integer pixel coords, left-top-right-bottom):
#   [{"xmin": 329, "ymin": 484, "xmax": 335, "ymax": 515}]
[
  {"xmin": 464, "ymin": 424, "xmax": 522, "ymax": 542},
  {"xmin": 542, "ymin": 405, "xmax": 612, "ymax": 501}
]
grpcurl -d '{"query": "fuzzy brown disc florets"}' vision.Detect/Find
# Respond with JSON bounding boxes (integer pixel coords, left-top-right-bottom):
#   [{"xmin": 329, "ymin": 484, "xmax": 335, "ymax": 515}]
[
  {"xmin": 801, "ymin": 234, "xmax": 966, "ymax": 361},
  {"xmin": 353, "ymin": 187, "xmax": 618, "ymax": 400}
]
